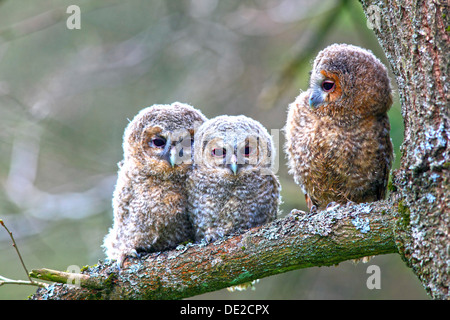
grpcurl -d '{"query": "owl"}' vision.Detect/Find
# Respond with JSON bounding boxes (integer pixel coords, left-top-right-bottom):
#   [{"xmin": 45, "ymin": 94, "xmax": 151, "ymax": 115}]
[
  {"xmin": 187, "ymin": 115, "xmax": 281, "ymax": 243},
  {"xmin": 285, "ymin": 43, "xmax": 393, "ymax": 211},
  {"xmin": 103, "ymin": 102, "xmax": 207, "ymax": 266}
]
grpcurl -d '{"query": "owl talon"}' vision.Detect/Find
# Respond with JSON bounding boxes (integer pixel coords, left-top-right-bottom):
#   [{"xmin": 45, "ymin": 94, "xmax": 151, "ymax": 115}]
[
  {"xmin": 115, "ymin": 249, "xmax": 141, "ymax": 269},
  {"xmin": 326, "ymin": 202, "xmax": 339, "ymax": 210},
  {"xmin": 346, "ymin": 200, "xmax": 356, "ymax": 207},
  {"xmin": 115, "ymin": 256, "xmax": 125, "ymax": 270},
  {"xmin": 130, "ymin": 248, "xmax": 141, "ymax": 258}
]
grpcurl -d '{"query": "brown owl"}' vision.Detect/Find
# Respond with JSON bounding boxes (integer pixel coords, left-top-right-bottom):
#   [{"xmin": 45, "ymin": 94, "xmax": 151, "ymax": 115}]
[
  {"xmin": 187, "ymin": 115, "xmax": 280, "ymax": 243},
  {"xmin": 285, "ymin": 43, "xmax": 393, "ymax": 211},
  {"xmin": 103, "ymin": 102, "xmax": 207, "ymax": 266}
]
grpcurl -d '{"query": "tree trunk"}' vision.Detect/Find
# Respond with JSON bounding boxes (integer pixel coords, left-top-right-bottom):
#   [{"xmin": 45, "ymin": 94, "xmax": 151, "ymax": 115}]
[
  {"xmin": 360, "ymin": 0, "xmax": 449, "ymax": 299},
  {"xmin": 29, "ymin": 0, "xmax": 449, "ymax": 300}
]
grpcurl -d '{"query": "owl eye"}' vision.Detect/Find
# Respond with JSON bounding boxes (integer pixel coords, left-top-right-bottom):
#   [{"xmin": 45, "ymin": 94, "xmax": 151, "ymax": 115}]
[
  {"xmin": 150, "ymin": 137, "xmax": 166, "ymax": 148},
  {"xmin": 211, "ymin": 148, "xmax": 226, "ymax": 158},
  {"xmin": 241, "ymin": 146, "xmax": 252, "ymax": 157},
  {"xmin": 322, "ymin": 80, "xmax": 335, "ymax": 92}
]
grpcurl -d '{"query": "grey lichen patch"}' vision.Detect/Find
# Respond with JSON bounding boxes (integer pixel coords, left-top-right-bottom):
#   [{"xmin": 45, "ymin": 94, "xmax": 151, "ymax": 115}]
[
  {"xmin": 305, "ymin": 212, "xmax": 336, "ymax": 237},
  {"xmin": 351, "ymin": 216, "xmax": 371, "ymax": 233},
  {"xmin": 408, "ymin": 122, "xmax": 448, "ymax": 173},
  {"xmin": 262, "ymin": 224, "xmax": 281, "ymax": 240},
  {"xmin": 37, "ymin": 283, "xmax": 57, "ymax": 300},
  {"xmin": 292, "ymin": 202, "xmax": 391, "ymax": 238},
  {"xmin": 286, "ymin": 210, "xmax": 334, "ymax": 237},
  {"xmin": 290, "ymin": 203, "xmax": 372, "ymax": 237}
]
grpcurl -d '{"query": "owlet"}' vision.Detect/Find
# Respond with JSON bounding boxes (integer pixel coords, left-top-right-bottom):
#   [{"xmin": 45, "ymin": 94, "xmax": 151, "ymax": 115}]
[
  {"xmin": 285, "ymin": 43, "xmax": 393, "ymax": 210},
  {"xmin": 103, "ymin": 102, "xmax": 207, "ymax": 266},
  {"xmin": 187, "ymin": 115, "xmax": 281, "ymax": 243}
]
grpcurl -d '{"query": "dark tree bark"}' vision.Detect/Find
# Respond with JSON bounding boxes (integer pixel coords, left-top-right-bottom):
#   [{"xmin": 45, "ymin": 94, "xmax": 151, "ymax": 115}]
[{"xmin": 29, "ymin": 0, "xmax": 449, "ymax": 300}]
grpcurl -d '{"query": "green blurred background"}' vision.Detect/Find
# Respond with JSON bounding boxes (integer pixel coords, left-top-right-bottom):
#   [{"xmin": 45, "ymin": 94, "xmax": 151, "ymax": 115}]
[{"xmin": 0, "ymin": 0, "xmax": 427, "ymax": 299}]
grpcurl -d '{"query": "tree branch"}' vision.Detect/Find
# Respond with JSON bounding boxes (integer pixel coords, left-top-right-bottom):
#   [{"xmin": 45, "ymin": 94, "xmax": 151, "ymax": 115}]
[
  {"xmin": 0, "ymin": 219, "xmax": 47, "ymax": 288},
  {"xmin": 30, "ymin": 201, "xmax": 397, "ymax": 300},
  {"xmin": 0, "ymin": 275, "xmax": 46, "ymax": 287}
]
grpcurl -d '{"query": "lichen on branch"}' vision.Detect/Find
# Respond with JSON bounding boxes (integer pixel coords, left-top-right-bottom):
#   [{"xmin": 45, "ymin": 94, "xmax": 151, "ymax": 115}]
[{"xmin": 30, "ymin": 201, "xmax": 397, "ymax": 300}]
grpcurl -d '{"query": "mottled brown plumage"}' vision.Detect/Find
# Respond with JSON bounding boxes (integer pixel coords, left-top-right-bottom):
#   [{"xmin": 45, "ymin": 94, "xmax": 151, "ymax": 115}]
[
  {"xmin": 103, "ymin": 102, "xmax": 207, "ymax": 266},
  {"xmin": 285, "ymin": 43, "xmax": 393, "ymax": 210}
]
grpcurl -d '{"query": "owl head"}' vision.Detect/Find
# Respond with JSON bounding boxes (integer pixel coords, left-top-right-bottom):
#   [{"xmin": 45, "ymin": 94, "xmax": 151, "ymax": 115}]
[
  {"xmin": 308, "ymin": 43, "xmax": 392, "ymax": 121},
  {"xmin": 123, "ymin": 102, "xmax": 207, "ymax": 177},
  {"xmin": 193, "ymin": 115, "xmax": 276, "ymax": 176}
]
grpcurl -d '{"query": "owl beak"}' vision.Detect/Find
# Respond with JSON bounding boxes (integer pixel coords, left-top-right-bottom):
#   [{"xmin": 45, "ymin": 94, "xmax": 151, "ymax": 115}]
[
  {"xmin": 309, "ymin": 89, "xmax": 324, "ymax": 109},
  {"xmin": 160, "ymin": 137, "xmax": 178, "ymax": 167},
  {"xmin": 169, "ymin": 146, "xmax": 177, "ymax": 168},
  {"xmin": 228, "ymin": 154, "xmax": 238, "ymax": 175}
]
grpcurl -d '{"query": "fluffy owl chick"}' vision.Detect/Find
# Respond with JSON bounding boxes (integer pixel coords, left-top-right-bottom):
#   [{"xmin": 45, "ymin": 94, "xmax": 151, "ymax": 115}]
[
  {"xmin": 285, "ymin": 43, "xmax": 393, "ymax": 210},
  {"xmin": 187, "ymin": 115, "xmax": 280, "ymax": 243},
  {"xmin": 103, "ymin": 102, "xmax": 207, "ymax": 266}
]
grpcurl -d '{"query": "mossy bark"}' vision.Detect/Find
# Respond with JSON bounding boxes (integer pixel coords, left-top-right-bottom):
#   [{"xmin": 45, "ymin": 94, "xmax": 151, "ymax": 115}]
[
  {"xmin": 360, "ymin": 0, "xmax": 449, "ymax": 299},
  {"xmin": 31, "ymin": 202, "xmax": 396, "ymax": 300}
]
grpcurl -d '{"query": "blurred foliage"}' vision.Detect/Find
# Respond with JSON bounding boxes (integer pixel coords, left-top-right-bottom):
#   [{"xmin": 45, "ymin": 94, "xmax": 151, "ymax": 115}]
[{"xmin": 0, "ymin": 0, "xmax": 425, "ymax": 299}]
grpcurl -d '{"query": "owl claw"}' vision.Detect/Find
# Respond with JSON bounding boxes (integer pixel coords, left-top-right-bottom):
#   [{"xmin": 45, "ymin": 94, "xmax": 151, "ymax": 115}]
[
  {"xmin": 346, "ymin": 200, "xmax": 356, "ymax": 207},
  {"xmin": 113, "ymin": 257, "xmax": 123, "ymax": 270},
  {"xmin": 309, "ymin": 205, "xmax": 318, "ymax": 213},
  {"xmin": 326, "ymin": 202, "xmax": 340, "ymax": 210},
  {"xmin": 130, "ymin": 249, "xmax": 140, "ymax": 258},
  {"xmin": 116, "ymin": 249, "xmax": 140, "ymax": 269}
]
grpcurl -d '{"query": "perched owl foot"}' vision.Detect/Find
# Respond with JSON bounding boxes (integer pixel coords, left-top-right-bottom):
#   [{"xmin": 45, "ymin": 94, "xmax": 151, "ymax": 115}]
[
  {"xmin": 116, "ymin": 249, "xmax": 140, "ymax": 269},
  {"xmin": 325, "ymin": 202, "xmax": 340, "ymax": 210},
  {"xmin": 346, "ymin": 200, "xmax": 356, "ymax": 207}
]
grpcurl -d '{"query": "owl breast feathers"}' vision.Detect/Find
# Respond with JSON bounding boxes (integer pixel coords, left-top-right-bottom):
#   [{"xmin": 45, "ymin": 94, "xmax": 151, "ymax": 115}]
[
  {"xmin": 285, "ymin": 43, "xmax": 393, "ymax": 210},
  {"xmin": 103, "ymin": 102, "xmax": 207, "ymax": 265},
  {"xmin": 187, "ymin": 115, "xmax": 281, "ymax": 243}
]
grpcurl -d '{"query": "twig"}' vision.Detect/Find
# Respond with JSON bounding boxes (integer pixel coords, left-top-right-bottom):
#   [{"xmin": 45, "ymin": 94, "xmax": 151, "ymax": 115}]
[
  {"xmin": 0, "ymin": 219, "xmax": 47, "ymax": 288},
  {"xmin": 0, "ymin": 275, "xmax": 45, "ymax": 287},
  {"xmin": 29, "ymin": 268, "xmax": 102, "ymax": 290},
  {"xmin": 0, "ymin": 219, "xmax": 31, "ymax": 281}
]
